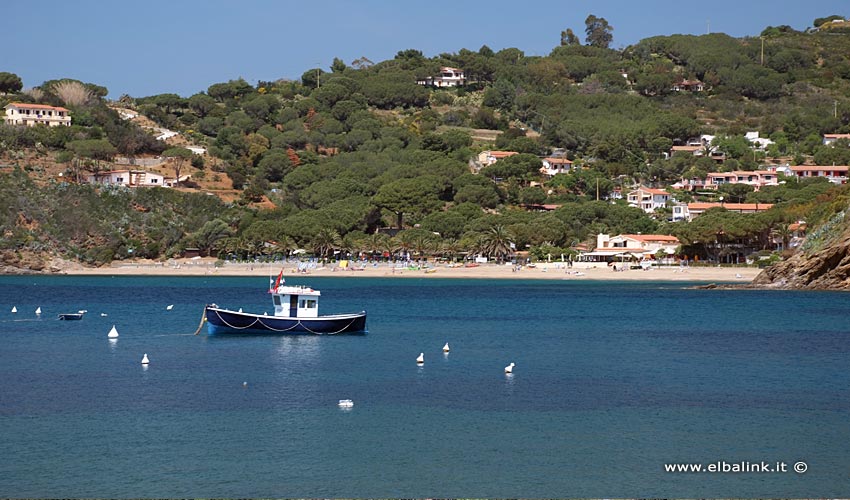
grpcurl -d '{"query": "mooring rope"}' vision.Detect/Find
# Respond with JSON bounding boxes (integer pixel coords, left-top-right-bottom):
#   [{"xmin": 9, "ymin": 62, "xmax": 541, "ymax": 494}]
[{"xmin": 192, "ymin": 308, "xmax": 208, "ymax": 335}]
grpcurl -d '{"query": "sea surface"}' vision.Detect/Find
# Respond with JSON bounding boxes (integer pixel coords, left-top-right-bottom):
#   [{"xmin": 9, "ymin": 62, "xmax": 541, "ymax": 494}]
[{"xmin": 0, "ymin": 275, "xmax": 848, "ymax": 498}]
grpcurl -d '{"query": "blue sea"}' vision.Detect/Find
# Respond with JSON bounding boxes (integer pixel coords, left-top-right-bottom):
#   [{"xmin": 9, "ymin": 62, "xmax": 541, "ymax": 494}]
[{"xmin": 0, "ymin": 275, "xmax": 848, "ymax": 498}]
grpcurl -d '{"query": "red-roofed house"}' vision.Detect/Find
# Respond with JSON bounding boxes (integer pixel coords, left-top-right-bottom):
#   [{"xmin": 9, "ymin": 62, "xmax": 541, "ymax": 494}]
[
  {"xmin": 5, "ymin": 102, "xmax": 71, "ymax": 127},
  {"xmin": 707, "ymin": 170, "xmax": 780, "ymax": 191},
  {"xmin": 627, "ymin": 186, "xmax": 671, "ymax": 213},
  {"xmin": 672, "ymin": 202, "xmax": 774, "ymax": 222},
  {"xmin": 789, "ymin": 165, "xmax": 848, "ymax": 184},
  {"xmin": 823, "ymin": 134, "xmax": 850, "ymax": 146},
  {"xmin": 477, "ymin": 150, "xmax": 519, "ymax": 167},
  {"xmin": 540, "ymin": 157, "xmax": 575, "ymax": 177}
]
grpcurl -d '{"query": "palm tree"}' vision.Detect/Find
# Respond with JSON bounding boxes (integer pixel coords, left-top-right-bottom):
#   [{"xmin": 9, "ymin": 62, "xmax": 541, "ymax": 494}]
[
  {"xmin": 312, "ymin": 228, "xmax": 341, "ymax": 260},
  {"xmin": 481, "ymin": 225, "xmax": 515, "ymax": 263},
  {"xmin": 364, "ymin": 232, "xmax": 390, "ymax": 260},
  {"xmin": 440, "ymin": 238, "xmax": 461, "ymax": 263},
  {"xmin": 412, "ymin": 233, "xmax": 438, "ymax": 264}
]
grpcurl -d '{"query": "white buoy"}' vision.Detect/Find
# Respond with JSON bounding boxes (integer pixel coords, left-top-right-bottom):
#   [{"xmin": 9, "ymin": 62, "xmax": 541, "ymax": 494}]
[
  {"xmin": 442, "ymin": 342, "xmax": 450, "ymax": 353},
  {"xmin": 141, "ymin": 353, "xmax": 150, "ymax": 365},
  {"xmin": 416, "ymin": 352, "xmax": 424, "ymax": 364},
  {"xmin": 107, "ymin": 325, "xmax": 119, "ymax": 338},
  {"xmin": 35, "ymin": 307, "xmax": 41, "ymax": 315},
  {"xmin": 166, "ymin": 304, "xmax": 174, "ymax": 310},
  {"xmin": 101, "ymin": 313, "xmax": 108, "ymax": 317},
  {"xmin": 504, "ymin": 362, "xmax": 515, "ymax": 374},
  {"xmin": 338, "ymin": 399, "xmax": 354, "ymax": 408},
  {"xmin": 243, "ymin": 381, "xmax": 248, "ymax": 388},
  {"xmin": 11, "ymin": 306, "xmax": 17, "ymax": 313}
]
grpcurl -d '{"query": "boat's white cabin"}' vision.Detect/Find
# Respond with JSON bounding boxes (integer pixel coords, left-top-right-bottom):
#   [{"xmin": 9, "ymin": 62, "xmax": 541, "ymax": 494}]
[{"xmin": 271, "ymin": 285, "xmax": 321, "ymax": 318}]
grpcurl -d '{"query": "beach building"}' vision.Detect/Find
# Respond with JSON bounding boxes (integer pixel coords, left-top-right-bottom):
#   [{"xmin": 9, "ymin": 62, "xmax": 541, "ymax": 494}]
[
  {"xmin": 4, "ymin": 102, "xmax": 71, "ymax": 127},
  {"xmin": 577, "ymin": 233, "xmax": 680, "ymax": 265}
]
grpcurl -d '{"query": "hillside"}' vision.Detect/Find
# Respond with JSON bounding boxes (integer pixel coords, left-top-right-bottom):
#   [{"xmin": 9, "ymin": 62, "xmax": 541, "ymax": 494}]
[{"xmin": 2, "ymin": 18, "xmax": 850, "ymax": 273}]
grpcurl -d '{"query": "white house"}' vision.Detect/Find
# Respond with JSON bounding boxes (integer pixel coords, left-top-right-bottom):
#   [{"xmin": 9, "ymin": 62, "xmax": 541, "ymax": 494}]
[
  {"xmin": 417, "ymin": 67, "xmax": 466, "ymax": 87},
  {"xmin": 627, "ymin": 187, "xmax": 671, "ymax": 213},
  {"xmin": 86, "ymin": 170, "xmax": 167, "ymax": 188},
  {"xmin": 5, "ymin": 102, "xmax": 71, "ymax": 127}
]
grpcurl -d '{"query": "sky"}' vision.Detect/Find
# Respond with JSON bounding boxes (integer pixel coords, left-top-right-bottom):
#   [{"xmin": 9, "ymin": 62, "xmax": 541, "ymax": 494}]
[{"xmin": 6, "ymin": 0, "xmax": 848, "ymax": 98}]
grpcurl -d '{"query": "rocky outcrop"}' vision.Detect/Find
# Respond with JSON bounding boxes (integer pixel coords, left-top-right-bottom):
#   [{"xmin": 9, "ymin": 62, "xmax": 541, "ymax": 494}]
[
  {"xmin": 751, "ymin": 233, "xmax": 850, "ymax": 290},
  {"xmin": 0, "ymin": 251, "xmax": 82, "ymax": 275}
]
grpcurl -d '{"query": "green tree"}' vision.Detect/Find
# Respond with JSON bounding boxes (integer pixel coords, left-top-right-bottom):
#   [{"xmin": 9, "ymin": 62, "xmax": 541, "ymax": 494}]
[
  {"xmin": 560, "ymin": 28, "xmax": 580, "ymax": 46},
  {"xmin": 584, "ymin": 15, "xmax": 613, "ymax": 49},
  {"xmin": 373, "ymin": 177, "xmax": 443, "ymax": 229},
  {"xmin": 0, "ymin": 72, "xmax": 23, "ymax": 94}
]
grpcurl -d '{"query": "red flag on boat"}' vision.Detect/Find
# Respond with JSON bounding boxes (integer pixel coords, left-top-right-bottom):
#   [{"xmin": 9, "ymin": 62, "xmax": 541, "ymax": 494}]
[{"xmin": 273, "ymin": 269, "xmax": 284, "ymax": 290}]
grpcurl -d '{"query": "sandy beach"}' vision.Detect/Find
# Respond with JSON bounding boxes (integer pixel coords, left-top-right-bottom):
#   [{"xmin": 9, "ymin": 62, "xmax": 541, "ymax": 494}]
[{"xmin": 57, "ymin": 258, "xmax": 762, "ymax": 282}]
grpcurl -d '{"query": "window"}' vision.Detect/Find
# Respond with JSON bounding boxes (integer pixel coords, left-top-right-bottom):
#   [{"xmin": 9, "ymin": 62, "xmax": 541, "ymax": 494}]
[
  {"xmin": 272, "ymin": 295, "xmax": 281, "ymax": 306},
  {"xmin": 306, "ymin": 299, "xmax": 317, "ymax": 308}
]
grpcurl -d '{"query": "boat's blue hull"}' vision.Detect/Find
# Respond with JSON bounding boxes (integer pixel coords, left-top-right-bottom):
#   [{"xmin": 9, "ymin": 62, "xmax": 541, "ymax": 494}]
[{"xmin": 205, "ymin": 306, "xmax": 367, "ymax": 335}]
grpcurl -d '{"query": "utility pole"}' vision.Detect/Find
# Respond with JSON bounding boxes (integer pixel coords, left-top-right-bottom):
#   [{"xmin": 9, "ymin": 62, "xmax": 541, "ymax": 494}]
[
  {"xmin": 835, "ymin": 100, "xmax": 839, "ymax": 119},
  {"xmin": 760, "ymin": 37, "xmax": 765, "ymax": 65}
]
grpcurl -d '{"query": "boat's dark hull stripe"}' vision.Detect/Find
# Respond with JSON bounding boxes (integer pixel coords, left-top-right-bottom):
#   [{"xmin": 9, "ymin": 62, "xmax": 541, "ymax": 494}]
[{"xmin": 205, "ymin": 307, "xmax": 366, "ymax": 335}]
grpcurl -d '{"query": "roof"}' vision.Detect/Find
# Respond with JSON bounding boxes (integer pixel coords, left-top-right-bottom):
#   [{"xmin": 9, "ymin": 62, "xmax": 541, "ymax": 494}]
[
  {"xmin": 487, "ymin": 151, "xmax": 519, "ymax": 158},
  {"xmin": 823, "ymin": 134, "xmax": 850, "ymax": 139},
  {"xmin": 5, "ymin": 102, "xmax": 69, "ymax": 112},
  {"xmin": 543, "ymin": 157, "xmax": 573, "ymax": 164},
  {"xmin": 687, "ymin": 202, "xmax": 773, "ymax": 211},
  {"xmin": 620, "ymin": 234, "xmax": 680, "ymax": 243},
  {"xmin": 671, "ymin": 145, "xmax": 703, "ymax": 151},
  {"xmin": 631, "ymin": 187, "xmax": 669, "ymax": 196},
  {"xmin": 789, "ymin": 165, "xmax": 849, "ymax": 172},
  {"xmin": 708, "ymin": 170, "xmax": 776, "ymax": 177}
]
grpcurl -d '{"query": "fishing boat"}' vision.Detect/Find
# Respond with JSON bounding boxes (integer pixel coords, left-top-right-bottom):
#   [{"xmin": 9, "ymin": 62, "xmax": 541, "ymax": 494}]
[
  {"xmin": 204, "ymin": 273, "xmax": 367, "ymax": 335},
  {"xmin": 58, "ymin": 310, "xmax": 86, "ymax": 321}
]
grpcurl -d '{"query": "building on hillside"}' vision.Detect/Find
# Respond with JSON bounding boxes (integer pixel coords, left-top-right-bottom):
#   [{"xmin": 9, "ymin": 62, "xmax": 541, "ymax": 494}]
[
  {"xmin": 4, "ymin": 102, "xmax": 71, "ymax": 127},
  {"xmin": 540, "ymin": 157, "xmax": 575, "ymax": 177},
  {"xmin": 627, "ymin": 186, "xmax": 671, "ymax": 213},
  {"xmin": 706, "ymin": 170, "xmax": 779, "ymax": 191},
  {"xmin": 789, "ymin": 165, "xmax": 848, "ymax": 185},
  {"xmin": 85, "ymin": 170, "xmax": 167, "ymax": 188},
  {"xmin": 416, "ymin": 67, "xmax": 466, "ymax": 87},
  {"xmin": 577, "ymin": 233, "xmax": 680, "ymax": 263},
  {"xmin": 745, "ymin": 131, "xmax": 774, "ymax": 151},
  {"xmin": 671, "ymin": 202, "xmax": 774, "ymax": 222},
  {"xmin": 672, "ymin": 79, "xmax": 705, "ymax": 92},
  {"xmin": 475, "ymin": 150, "xmax": 519, "ymax": 172},
  {"xmin": 823, "ymin": 133, "xmax": 850, "ymax": 146}
]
